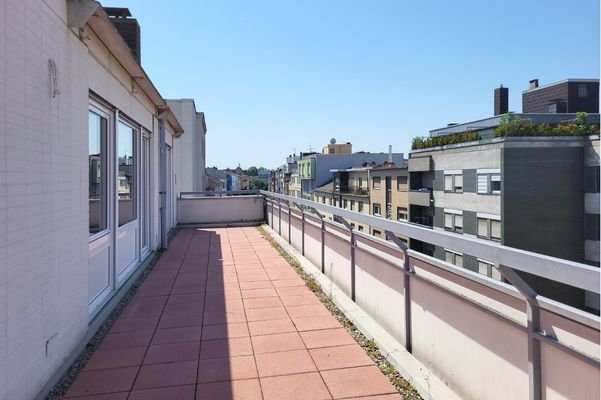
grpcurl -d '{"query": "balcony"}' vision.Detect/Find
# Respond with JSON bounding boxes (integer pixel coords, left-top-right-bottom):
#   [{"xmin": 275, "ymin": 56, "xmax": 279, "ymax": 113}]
[
  {"xmin": 408, "ymin": 189, "xmax": 432, "ymax": 207},
  {"xmin": 58, "ymin": 191, "xmax": 600, "ymax": 400}
]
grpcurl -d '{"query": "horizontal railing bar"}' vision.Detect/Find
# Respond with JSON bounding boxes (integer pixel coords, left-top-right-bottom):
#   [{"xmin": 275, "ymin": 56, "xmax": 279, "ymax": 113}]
[
  {"xmin": 180, "ymin": 190, "xmax": 260, "ymax": 198},
  {"xmin": 262, "ymin": 191, "xmax": 600, "ymax": 294}
]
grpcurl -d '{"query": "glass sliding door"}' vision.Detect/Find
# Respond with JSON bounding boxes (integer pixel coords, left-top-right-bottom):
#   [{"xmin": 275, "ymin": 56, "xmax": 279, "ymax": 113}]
[
  {"xmin": 141, "ymin": 133, "xmax": 151, "ymax": 255},
  {"xmin": 88, "ymin": 104, "xmax": 114, "ymax": 315}
]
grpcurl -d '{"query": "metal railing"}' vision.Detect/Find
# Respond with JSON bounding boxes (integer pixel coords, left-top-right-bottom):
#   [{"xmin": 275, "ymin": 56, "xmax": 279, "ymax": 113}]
[
  {"xmin": 259, "ymin": 190, "xmax": 600, "ymax": 400},
  {"xmin": 179, "ymin": 190, "xmax": 260, "ymax": 198}
]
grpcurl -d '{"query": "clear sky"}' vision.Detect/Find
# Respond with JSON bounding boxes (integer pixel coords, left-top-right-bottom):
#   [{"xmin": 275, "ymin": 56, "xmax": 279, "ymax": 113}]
[{"xmin": 105, "ymin": 0, "xmax": 599, "ymax": 169}]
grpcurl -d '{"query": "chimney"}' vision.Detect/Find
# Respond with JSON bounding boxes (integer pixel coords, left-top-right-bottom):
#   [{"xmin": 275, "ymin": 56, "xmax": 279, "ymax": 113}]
[
  {"xmin": 388, "ymin": 145, "xmax": 392, "ymax": 163},
  {"xmin": 529, "ymin": 79, "xmax": 539, "ymax": 89},
  {"xmin": 104, "ymin": 7, "xmax": 141, "ymax": 64},
  {"xmin": 494, "ymin": 85, "xmax": 509, "ymax": 116}
]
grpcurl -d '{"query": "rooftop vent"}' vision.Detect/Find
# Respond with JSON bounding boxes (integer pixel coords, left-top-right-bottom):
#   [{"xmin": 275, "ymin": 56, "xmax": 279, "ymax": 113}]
[
  {"xmin": 104, "ymin": 7, "xmax": 141, "ymax": 65},
  {"xmin": 529, "ymin": 79, "xmax": 539, "ymax": 89}
]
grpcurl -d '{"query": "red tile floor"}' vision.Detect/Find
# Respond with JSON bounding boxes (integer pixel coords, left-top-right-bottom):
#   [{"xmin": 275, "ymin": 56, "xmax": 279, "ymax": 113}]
[{"xmin": 64, "ymin": 228, "xmax": 401, "ymax": 400}]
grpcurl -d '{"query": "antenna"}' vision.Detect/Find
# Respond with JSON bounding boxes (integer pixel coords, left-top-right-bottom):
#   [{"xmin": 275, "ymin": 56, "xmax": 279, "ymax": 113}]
[
  {"xmin": 308, "ymin": 144, "xmax": 313, "ymax": 152},
  {"xmin": 330, "ymin": 138, "xmax": 336, "ymax": 144}
]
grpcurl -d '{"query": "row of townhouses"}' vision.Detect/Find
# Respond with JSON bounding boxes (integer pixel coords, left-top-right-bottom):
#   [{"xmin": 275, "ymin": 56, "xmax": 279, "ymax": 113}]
[
  {"xmin": 0, "ymin": 2, "xmax": 207, "ymax": 399},
  {"xmin": 271, "ymin": 79, "xmax": 600, "ymax": 313}
]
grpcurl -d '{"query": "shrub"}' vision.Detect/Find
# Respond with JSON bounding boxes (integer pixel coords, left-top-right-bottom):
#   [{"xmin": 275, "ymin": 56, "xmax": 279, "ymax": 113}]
[{"xmin": 411, "ymin": 131, "xmax": 481, "ymax": 150}]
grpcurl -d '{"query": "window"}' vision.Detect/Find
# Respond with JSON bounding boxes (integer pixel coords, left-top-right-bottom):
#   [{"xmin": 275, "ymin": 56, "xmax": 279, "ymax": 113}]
[
  {"xmin": 478, "ymin": 217, "xmax": 501, "ymax": 241},
  {"xmin": 373, "ymin": 203, "xmax": 381, "ymax": 216},
  {"xmin": 445, "ymin": 250, "xmax": 463, "ymax": 267},
  {"xmin": 373, "ymin": 177, "xmax": 381, "ymax": 189},
  {"xmin": 373, "ymin": 229, "xmax": 381, "ymax": 237},
  {"xmin": 444, "ymin": 211, "xmax": 463, "ymax": 233},
  {"xmin": 89, "ymin": 110, "xmax": 108, "ymax": 235},
  {"xmin": 477, "ymin": 171, "xmax": 501, "ymax": 194},
  {"xmin": 397, "ymin": 176, "xmax": 407, "ymax": 191},
  {"xmin": 358, "ymin": 177, "xmax": 363, "ymax": 187},
  {"xmin": 322, "ymin": 197, "xmax": 325, "ymax": 204},
  {"xmin": 397, "ymin": 207, "xmax": 408, "ymax": 221},
  {"xmin": 118, "ymin": 122, "xmax": 136, "ymax": 226},
  {"xmin": 343, "ymin": 199, "xmax": 348, "ymax": 209},
  {"xmin": 358, "ymin": 225, "xmax": 364, "ymax": 232},
  {"xmin": 444, "ymin": 172, "xmax": 463, "ymax": 193},
  {"xmin": 358, "ymin": 201, "xmax": 364, "ymax": 212},
  {"xmin": 478, "ymin": 260, "xmax": 502, "ymax": 281},
  {"xmin": 578, "ymin": 84, "xmax": 588, "ymax": 98},
  {"xmin": 351, "ymin": 223, "xmax": 355, "ymax": 229},
  {"xmin": 350, "ymin": 200, "xmax": 355, "ymax": 210}
]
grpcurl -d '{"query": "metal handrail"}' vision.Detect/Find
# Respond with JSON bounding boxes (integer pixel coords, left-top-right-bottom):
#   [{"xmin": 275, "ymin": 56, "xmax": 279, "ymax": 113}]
[
  {"xmin": 260, "ymin": 190, "xmax": 600, "ymax": 295},
  {"xmin": 179, "ymin": 190, "xmax": 260, "ymax": 198}
]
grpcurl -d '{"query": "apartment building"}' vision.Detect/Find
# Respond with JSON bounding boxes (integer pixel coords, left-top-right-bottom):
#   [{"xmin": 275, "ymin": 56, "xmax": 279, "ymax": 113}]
[
  {"xmin": 409, "ymin": 127, "xmax": 600, "ymax": 311},
  {"xmin": 522, "ymin": 78, "xmax": 599, "ymax": 114},
  {"xmin": 369, "ymin": 164, "xmax": 409, "ymax": 241},
  {"xmin": 167, "ymin": 99, "xmax": 208, "ymax": 193},
  {"xmin": 297, "ymin": 142, "xmax": 405, "ymax": 200}
]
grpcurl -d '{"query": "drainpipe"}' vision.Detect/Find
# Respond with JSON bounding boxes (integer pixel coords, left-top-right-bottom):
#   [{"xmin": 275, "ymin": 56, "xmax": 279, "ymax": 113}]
[{"xmin": 158, "ymin": 112, "xmax": 168, "ymax": 249}]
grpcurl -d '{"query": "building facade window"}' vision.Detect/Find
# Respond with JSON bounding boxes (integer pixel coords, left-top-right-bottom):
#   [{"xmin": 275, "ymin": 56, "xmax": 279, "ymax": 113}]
[
  {"xmin": 444, "ymin": 249, "xmax": 463, "ymax": 267},
  {"xmin": 373, "ymin": 203, "xmax": 381, "ymax": 216},
  {"xmin": 477, "ymin": 171, "xmax": 501, "ymax": 194},
  {"xmin": 117, "ymin": 121, "xmax": 137, "ymax": 227},
  {"xmin": 478, "ymin": 259, "xmax": 502, "ymax": 281},
  {"xmin": 397, "ymin": 207, "xmax": 408, "ymax": 221},
  {"xmin": 477, "ymin": 217, "xmax": 501, "ymax": 241},
  {"xmin": 444, "ymin": 172, "xmax": 463, "ymax": 193},
  {"xmin": 350, "ymin": 200, "xmax": 355, "ymax": 210},
  {"xmin": 343, "ymin": 199, "xmax": 348, "ymax": 209},
  {"xmin": 373, "ymin": 177, "xmax": 381, "ymax": 189},
  {"xmin": 358, "ymin": 225, "xmax": 364, "ymax": 232},
  {"xmin": 397, "ymin": 176, "xmax": 408, "ymax": 191},
  {"xmin": 444, "ymin": 211, "xmax": 463, "ymax": 233},
  {"xmin": 358, "ymin": 201, "xmax": 364, "ymax": 212},
  {"xmin": 358, "ymin": 177, "xmax": 363, "ymax": 187},
  {"xmin": 89, "ymin": 110, "xmax": 108, "ymax": 235},
  {"xmin": 373, "ymin": 229, "xmax": 381, "ymax": 237},
  {"xmin": 578, "ymin": 84, "xmax": 588, "ymax": 98}
]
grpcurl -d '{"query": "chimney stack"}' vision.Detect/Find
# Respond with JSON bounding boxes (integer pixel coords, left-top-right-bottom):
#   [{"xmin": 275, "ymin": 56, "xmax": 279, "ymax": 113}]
[
  {"xmin": 388, "ymin": 145, "xmax": 392, "ymax": 163},
  {"xmin": 529, "ymin": 79, "xmax": 539, "ymax": 89},
  {"xmin": 104, "ymin": 7, "xmax": 141, "ymax": 65},
  {"xmin": 494, "ymin": 85, "xmax": 509, "ymax": 116}
]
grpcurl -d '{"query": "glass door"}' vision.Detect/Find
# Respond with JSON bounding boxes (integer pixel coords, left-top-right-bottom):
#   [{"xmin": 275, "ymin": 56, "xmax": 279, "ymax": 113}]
[{"xmin": 141, "ymin": 133, "xmax": 151, "ymax": 255}]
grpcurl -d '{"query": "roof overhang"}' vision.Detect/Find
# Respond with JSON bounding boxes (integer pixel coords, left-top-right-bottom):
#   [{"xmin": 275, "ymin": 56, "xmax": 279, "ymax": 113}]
[{"xmin": 73, "ymin": 2, "xmax": 184, "ymax": 136}]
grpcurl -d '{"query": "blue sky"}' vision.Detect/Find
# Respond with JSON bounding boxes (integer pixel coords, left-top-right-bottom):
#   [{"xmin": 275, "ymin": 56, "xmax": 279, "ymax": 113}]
[{"xmin": 105, "ymin": 0, "xmax": 599, "ymax": 169}]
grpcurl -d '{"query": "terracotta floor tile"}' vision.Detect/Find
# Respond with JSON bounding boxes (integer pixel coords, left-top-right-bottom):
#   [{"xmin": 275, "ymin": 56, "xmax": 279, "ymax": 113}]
[
  {"xmin": 251, "ymin": 332, "xmax": 306, "ymax": 354},
  {"xmin": 84, "ymin": 347, "xmax": 146, "ymax": 371},
  {"xmin": 241, "ymin": 288, "xmax": 278, "ymax": 298},
  {"xmin": 239, "ymin": 280, "xmax": 274, "ymax": 290},
  {"xmin": 271, "ymin": 278, "xmax": 305, "ymax": 287},
  {"xmin": 65, "ymin": 392, "xmax": 129, "ymax": 400},
  {"xmin": 292, "ymin": 315, "xmax": 341, "ymax": 331},
  {"xmin": 342, "ymin": 395, "xmax": 402, "ymax": 400},
  {"xmin": 309, "ymin": 344, "xmax": 374, "ymax": 370},
  {"xmin": 158, "ymin": 312, "xmax": 204, "ymax": 329},
  {"xmin": 197, "ymin": 355, "xmax": 258, "ymax": 382},
  {"xmin": 276, "ymin": 286, "xmax": 313, "ymax": 297},
  {"xmin": 321, "ymin": 366, "xmax": 397, "ymax": 399},
  {"xmin": 260, "ymin": 372, "xmax": 332, "ymax": 400},
  {"xmin": 162, "ymin": 302, "xmax": 204, "ymax": 315},
  {"xmin": 245, "ymin": 306, "xmax": 289, "ymax": 322},
  {"xmin": 280, "ymin": 294, "xmax": 321, "ymax": 307},
  {"xmin": 196, "ymin": 378, "xmax": 263, "ymax": 400},
  {"xmin": 247, "ymin": 318, "xmax": 296, "ymax": 336},
  {"xmin": 203, "ymin": 309, "xmax": 247, "ymax": 325},
  {"xmin": 120, "ymin": 302, "xmax": 165, "ymax": 318},
  {"xmin": 286, "ymin": 304, "xmax": 332, "ymax": 318},
  {"xmin": 204, "ymin": 297, "xmax": 245, "ymax": 312},
  {"xmin": 65, "ymin": 367, "xmax": 138, "ymax": 397},
  {"xmin": 152, "ymin": 326, "xmax": 202, "ymax": 345},
  {"xmin": 170, "ymin": 283, "xmax": 206, "ymax": 294},
  {"xmin": 134, "ymin": 361, "xmax": 197, "ymax": 389},
  {"xmin": 167, "ymin": 292, "xmax": 205, "ymax": 305},
  {"xmin": 243, "ymin": 296, "xmax": 283, "ymax": 309},
  {"xmin": 99, "ymin": 330, "xmax": 154, "ymax": 350},
  {"xmin": 199, "ymin": 337, "xmax": 253, "ymax": 359},
  {"xmin": 300, "ymin": 328, "xmax": 356, "ymax": 349},
  {"xmin": 143, "ymin": 342, "xmax": 200, "ymax": 364},
  {"xmin": 255, "ymin": 349, "xmax": 317, "ymax": 377},
  {"xmin": 129, "ymin": 385, "xmax": 196, "ymax": 400},
  {"xmin": 110, "ymin": 316, "xmax": 159, "ymax": 333},
  {"xmin": 202, "ymin": 322, "xmax": 250, "ymax": 340}
]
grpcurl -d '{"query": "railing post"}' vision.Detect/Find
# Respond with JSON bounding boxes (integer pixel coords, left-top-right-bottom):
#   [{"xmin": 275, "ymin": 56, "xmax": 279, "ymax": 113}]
[
  {"xmin": 293, "ymin": 203, "xmax": 305, "ymax": 256},
  {"xmin": 336, "ymin": 216, "xmax": 356, "ymax": 301},
  {"xmin": 309, "ymin": 207, "xmax": 325, "ymax": 274},
  {"xmin": 385, "ymin": 231, "xmax": 412, "ymax": 353},
  {"xmin": 287, "ymin": 200, "xmax": 291, "ymax": 244},
  {"xmin": 496, "ymin": 264, "xmax": 542, "ymax": 400},
  {"xmin": 278, "ymin": 199, "xmax": 282, "ymax": 235},
  {"xmin": 270, "ymin": 196, "xmax": 274, "ymax": 229}
]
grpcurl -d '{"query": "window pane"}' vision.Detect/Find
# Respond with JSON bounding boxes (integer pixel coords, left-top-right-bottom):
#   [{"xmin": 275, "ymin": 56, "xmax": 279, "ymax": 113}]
[
  {"xmin": 491, "ymin": 174, "xmax": 501, "ymax": 193},
  {"xmin": 397, "ymin": 176, "xmax": 407, "ymax": 190},
  {"xmin": 118, "ymin": 122, "xmax": 136, "ymax": 226},
  {"xmin": 89, "ymin": 111, "xmax": 107, "ymax": 235},
  {"xmin": 478, "ymin": 218, "xmax": 488, "ymax": 238},
  {"xmin": 373, "ymin": 177, "xmax": 381, "ymax": 189},
  {"xmin": 491, "ymin": 266, "xmax": 502, "ymax": 281},
  {"xmin": 445, "ymin": 251, "xmax": 454, "ymax": 264},
  {"xmin": 477, "ymin": 175, "xmax": 488, "ymax": 193},
  {"xmin": 455, "ymin": 214, "xmax": 463, "ymax": 231},
  {"xmin": 455, "ymin": 254, "xmax": 463, "ymax": 267},
  {"xmin": 444, "ymin": 175, "xmax": 453, "ymax": 191},
  {"xmin": 445, "ymin": 213, "xmax": 453, "ymax": 229},
  {"xmin": 478, "ymin": 261, "xmax": 489, "ymax": 276},
  {"xmin": 491, "ymin": 220, "xmax": 501, "ymax": 240},
  {"xmin": 454, "ymin": 174, "xmax": 463, "ymax": 188}
]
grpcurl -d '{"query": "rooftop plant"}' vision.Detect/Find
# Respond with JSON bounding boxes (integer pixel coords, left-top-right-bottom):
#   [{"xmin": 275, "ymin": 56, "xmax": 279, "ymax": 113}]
[
  {"xmin": 493, "ymin": 112, "xmax": 600, "ymax": 137},
  {"xmin": 411, "ymin": 131, "xmax": 481, "ymax": 150}
]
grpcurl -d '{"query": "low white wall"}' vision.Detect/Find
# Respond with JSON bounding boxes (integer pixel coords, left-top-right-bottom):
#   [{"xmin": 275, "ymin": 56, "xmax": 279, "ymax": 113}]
[
  {"xmin": 266, "ymin": 200, "xmax": 600, "ymax": 400},
  {"xmin": 177, "ymin": 196, "xmax": 264, "ymax": 225}
]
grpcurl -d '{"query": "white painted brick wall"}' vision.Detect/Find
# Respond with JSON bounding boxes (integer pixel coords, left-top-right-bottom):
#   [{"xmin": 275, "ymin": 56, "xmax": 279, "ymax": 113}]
[{"xmin": 0, "ymin": 1, "xmax": 89, "ymax": 399}]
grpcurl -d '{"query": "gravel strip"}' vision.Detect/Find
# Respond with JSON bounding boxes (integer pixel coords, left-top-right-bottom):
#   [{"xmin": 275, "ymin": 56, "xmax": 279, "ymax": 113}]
[
  {"xmin": 257, "ymin": 226, "xmax": 423, "ymax": 400},
  {"xmin": 46, "ymin": 249, "xmax": 164, "ymax": 399}
]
